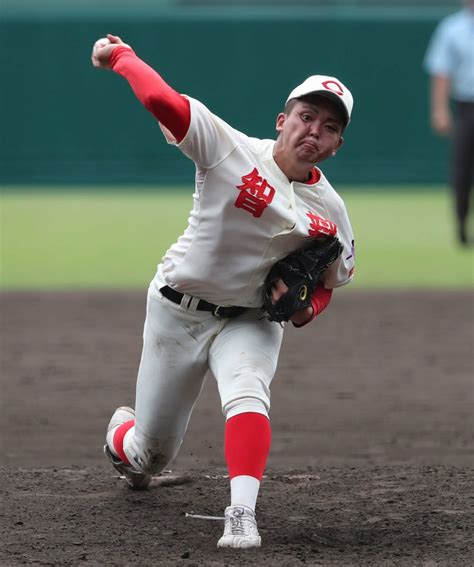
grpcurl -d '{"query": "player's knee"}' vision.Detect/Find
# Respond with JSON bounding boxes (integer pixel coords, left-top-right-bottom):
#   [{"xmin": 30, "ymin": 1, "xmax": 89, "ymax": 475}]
[
  {"xmin": 124, "ymin": 433, "xmax": 177, "ymax": 475},
  {"xmin": 135, "ymin": 446, "xmax": 170, "ymax": 475}
]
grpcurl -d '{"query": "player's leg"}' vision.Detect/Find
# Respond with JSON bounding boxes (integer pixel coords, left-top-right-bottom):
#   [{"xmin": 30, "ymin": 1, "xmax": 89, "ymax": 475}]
[
  {"xmin": 209, "ymin": 310, "xmax": 284, "ymax": 547},
  {"xmin": 105, "ymin": 283, "xmax": 220, "ymax": 487}
]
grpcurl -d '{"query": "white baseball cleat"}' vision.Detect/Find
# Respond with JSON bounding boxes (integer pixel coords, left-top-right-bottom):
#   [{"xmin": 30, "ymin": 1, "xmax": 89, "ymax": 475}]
[
  {"xmin": 104, "ymin": 406, "xmax": 152, "ymax": 490},
  {"xmin": 217, "ymin": 505, "xmax": 262, "ymax": 548}
]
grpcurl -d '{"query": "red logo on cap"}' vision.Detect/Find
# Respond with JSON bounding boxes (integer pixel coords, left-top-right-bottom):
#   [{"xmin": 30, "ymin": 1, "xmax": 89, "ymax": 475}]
[{"xmin": 322, "ymin": 80, "xmax": 344, "ymax": 96}]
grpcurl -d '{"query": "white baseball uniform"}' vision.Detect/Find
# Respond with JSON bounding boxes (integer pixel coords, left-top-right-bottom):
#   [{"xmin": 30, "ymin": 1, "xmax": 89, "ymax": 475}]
[{"xmin": 120, "ymin": 96, "xmax": 355, "ymax": 474}]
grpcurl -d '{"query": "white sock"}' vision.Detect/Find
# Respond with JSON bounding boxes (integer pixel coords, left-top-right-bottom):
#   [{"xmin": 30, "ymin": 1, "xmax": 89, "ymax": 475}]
[{"xmin": 230, "ymin": 475, "xmax": 260, "ymax": 512}]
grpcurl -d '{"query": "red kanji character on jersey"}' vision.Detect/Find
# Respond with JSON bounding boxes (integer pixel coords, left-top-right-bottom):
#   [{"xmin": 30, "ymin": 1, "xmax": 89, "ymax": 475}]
[
  {"xmin": 235, "ymin": 168, "xmax": 276, "ymax": 218},
  {"xmin": 306, "ymin": 211, "xmax": 337, "ymax": 237}
]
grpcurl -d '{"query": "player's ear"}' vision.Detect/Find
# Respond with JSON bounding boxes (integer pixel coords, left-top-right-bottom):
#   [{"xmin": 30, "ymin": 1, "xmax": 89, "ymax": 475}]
[
  {"xmin": 332, "ymin": 136, "xmax": 344, "ymax": 156},
  {"xmin": 275, "ymin": 113, "xmax": 286, "ymax": 133}
]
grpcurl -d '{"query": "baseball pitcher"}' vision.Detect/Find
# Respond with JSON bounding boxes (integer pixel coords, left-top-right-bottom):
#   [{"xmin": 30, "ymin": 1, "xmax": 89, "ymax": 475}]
[{"xmin": 92, "ymin": 34, "xmax": 355, "ymax": 549}]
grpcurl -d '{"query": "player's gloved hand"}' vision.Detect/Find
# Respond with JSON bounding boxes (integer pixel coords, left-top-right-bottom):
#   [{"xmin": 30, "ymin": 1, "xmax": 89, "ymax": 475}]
[
  {"xmin": 269, "ymin": 280, "xmax": 313, "ymax": 326},
  {"xmin": 91, "ymin": 34, "xmax": 132, "ymax": 70},
  {"xmin": 263, "ymin": 235, "xmax": 343, "ymax": 324}
]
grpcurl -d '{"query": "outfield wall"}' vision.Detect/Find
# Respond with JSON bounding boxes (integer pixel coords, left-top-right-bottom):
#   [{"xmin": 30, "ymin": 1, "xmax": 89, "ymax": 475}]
[{"xmin": 1, "ymin": 7, "xmax": 453, "ymax": 185}]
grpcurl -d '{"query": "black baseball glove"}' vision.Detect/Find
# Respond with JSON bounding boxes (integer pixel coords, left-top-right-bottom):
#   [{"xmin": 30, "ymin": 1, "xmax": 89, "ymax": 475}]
[{"xmin": 263, "ymin": 235, "xmax": 343, "ymax": 323}]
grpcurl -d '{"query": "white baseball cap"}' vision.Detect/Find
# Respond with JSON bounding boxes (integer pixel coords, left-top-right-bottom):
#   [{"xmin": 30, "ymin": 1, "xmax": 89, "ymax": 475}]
[{"xmin": 286, "ymin": 75, "xmax": 354, "ymax": 126}]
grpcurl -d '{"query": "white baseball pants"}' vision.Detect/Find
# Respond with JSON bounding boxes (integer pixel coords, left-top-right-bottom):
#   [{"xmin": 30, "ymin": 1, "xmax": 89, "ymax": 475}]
[{"xmin": 122, "ymin": 279, "xmax": 284, "ymax": 475}]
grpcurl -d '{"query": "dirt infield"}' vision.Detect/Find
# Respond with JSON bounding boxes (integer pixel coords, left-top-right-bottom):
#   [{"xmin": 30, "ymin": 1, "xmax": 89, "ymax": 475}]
[{"xmin": 1, "ymin": 290, "xmax": 473, "ymax": 565}]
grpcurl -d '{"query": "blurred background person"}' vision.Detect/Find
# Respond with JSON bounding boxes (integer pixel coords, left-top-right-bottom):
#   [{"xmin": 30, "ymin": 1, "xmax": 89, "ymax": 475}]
[{"xmin": 423, "ymin": 0, "xmax": 474, "ymax": 246}]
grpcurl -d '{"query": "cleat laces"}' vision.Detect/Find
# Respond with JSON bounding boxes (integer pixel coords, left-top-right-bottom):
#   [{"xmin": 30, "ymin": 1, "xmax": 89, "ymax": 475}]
[{"xmin": 229, "ymin": 512, "xmax": 246, "ymax": 536}]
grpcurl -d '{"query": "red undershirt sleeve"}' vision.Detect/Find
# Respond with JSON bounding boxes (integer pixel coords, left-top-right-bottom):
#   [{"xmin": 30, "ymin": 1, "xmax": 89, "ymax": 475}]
[
  {"xmin": 109, "ymin": 46, "xmax": 191, "ymax": 143},
  {"xmin": 292, "ymin": 283, "xmax": 333, "ymax": 328}
]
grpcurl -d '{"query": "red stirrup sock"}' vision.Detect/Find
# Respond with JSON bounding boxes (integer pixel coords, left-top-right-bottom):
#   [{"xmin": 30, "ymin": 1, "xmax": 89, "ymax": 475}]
[
  {"xmin": 112, "ymin": 419, "xmax": 135, "ymax": 464},
  {"xmin": 224, "ymin": 412, "xmax": 271, "ymax": 480}
]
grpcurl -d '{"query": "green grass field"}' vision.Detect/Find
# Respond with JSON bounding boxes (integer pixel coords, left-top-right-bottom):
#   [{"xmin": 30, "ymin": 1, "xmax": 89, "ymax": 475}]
[{"xmin": 1, "ymin": 186, "xmax": 473, "ymax": 290}]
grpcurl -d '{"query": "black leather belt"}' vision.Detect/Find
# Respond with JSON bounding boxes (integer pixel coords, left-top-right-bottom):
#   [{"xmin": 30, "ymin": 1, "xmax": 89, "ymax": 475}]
[{"xmin": 160, "ymin": 286, "xmax": 247, "ymax": 319}]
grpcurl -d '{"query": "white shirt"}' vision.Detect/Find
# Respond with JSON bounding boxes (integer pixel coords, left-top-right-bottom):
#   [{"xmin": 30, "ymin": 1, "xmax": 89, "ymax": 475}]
[{"xmin": 156, "ymin": 97, "xmax": 355, "ymax": 308}]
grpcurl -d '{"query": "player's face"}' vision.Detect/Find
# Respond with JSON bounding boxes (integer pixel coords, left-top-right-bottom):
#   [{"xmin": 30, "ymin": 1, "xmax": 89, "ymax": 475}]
[{"xmin": 275, "ymin": 97, "xmax": 344, "ymax": 166}]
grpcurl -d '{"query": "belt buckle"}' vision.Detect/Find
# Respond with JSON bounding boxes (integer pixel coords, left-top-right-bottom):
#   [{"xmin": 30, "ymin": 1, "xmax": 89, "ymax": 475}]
[{"xmin": 213, "ymin": 305, "xmax": 223, "ymax": 318}]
